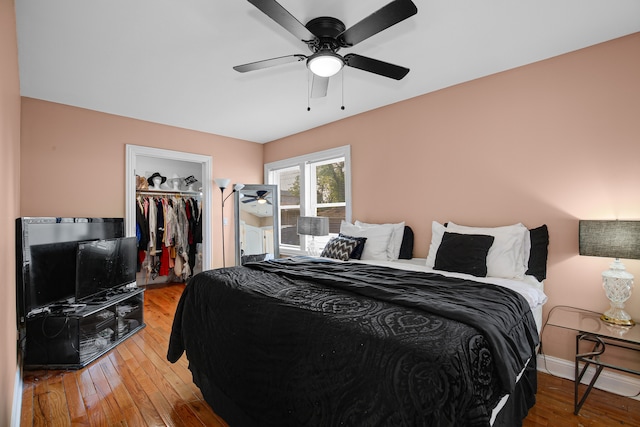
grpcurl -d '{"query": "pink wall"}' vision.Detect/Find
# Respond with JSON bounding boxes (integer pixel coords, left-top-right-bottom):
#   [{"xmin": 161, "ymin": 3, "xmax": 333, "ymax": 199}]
[
  {"xmin": 0, "ymin": 0, "xmax": 21, "ymax": 423},
  {"xmin": 265, "ymin": 33, "xmax": 640, "ymax": 365},
  {"xmin": 11, "ymin": 21, "xmax": 640, "ymax": 400},
  {"xmin": 20, "ymin": 98, "xmax": 264, "ymax": 268}
]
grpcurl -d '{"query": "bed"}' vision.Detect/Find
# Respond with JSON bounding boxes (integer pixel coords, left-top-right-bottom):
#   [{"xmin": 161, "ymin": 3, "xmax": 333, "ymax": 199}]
[{"xmin": 168, "ymin": 220, "xmax": 549, "ymax": 427}]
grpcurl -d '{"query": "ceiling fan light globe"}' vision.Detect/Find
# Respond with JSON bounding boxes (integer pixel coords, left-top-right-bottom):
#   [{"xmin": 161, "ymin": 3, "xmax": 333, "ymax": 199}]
[{"xmin": 307, "ymin": 52, "xmax": 344, "ymax": 77}]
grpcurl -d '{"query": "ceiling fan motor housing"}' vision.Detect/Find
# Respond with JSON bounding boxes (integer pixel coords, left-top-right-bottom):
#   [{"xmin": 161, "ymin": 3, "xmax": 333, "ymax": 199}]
[{"xmin": 305, "ymin": 17, "xmax": 347, "ymax": 53}]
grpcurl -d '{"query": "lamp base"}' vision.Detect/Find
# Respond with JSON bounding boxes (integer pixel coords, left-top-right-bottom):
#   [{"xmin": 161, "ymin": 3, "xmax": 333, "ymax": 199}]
[
  {"xmin": 307, "ymin": 237, "xmax": 319, "ymax": 257},
  {"xmin": 601, "ymin": 259, "xmax": 635, "ymax": 327},
  {"xmin": 600, "ymin": 313, "xmax": 635, "ymax": 327}
]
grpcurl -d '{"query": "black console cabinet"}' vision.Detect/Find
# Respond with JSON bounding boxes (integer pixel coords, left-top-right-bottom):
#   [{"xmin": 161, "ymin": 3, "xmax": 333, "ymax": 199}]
[{"xmin": 25, "ymin": 288, "xmax": 145, "ymax": 369}]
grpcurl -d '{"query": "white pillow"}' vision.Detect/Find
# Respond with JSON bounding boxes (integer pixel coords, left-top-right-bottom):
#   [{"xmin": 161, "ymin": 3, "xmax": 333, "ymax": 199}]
[
  {"xmin": 354, "ymin": 220, "xmax": 405, "ymax": 260},
  {"xmin": 340, "ymin": 221, "xmax": 394, "ymax": 261},
  {"xmin": 425, "ymin": 221, "xmax": 446, "ymax": 268},
  {"xmin": 446, "ymin": 222, "xmax": 528, "ymax": 279}
]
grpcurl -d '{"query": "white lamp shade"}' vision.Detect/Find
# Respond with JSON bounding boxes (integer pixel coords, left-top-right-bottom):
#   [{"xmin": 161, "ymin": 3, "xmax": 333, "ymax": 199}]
[{"xmin": 214, "ymin": 178, "xmax": 231, "ymax": 190}]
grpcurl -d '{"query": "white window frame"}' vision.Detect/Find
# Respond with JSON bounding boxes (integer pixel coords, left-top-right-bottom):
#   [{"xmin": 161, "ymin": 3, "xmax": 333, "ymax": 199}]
[{"xmin": 265, "ymin": 145, "xmax": 351, "ymax": 256}]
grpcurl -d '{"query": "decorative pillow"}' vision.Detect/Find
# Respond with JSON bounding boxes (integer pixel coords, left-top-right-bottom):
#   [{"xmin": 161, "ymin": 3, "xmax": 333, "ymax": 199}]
[
  {"xmin": 340, "ymin": 221, "xmax": 394, "ymax": 261},
  {"xmin": 320, "ymin": 237, "xmax": 360, "ymax": 261},
  {"xmin": 526, "ymin": 225, "xmax": 549, "ymax": 282},
  {"xmin": 447, "ymin": 222, "xmax": 528, "ymax": 279},
  {"xmin": 398, "ymin": 226, "xmax": 414, "ymax": 259},
  {"xmin": 338, "ymin": 233, "xmax": 367, "ymax": 259},
  {"xmin": 426, "ymin": 221, "xmax": 447, "ymax": 268},
  {"xmin": 434, "ymin": 232, "xmax": 495, "ymax": 277},
  {"xmin": 355, "ymin": 220, "xmax": 405, "ymax": 260}
]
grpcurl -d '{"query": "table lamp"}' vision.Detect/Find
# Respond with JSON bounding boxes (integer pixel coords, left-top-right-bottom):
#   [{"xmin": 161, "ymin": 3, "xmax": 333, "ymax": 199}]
[
  {"xmin": 297, "ymin": 216, "xmax": 329, "ymax": 256},
  {"xmin": 579, "ymin": 220, "xmax": 640, "ymax": 326}
]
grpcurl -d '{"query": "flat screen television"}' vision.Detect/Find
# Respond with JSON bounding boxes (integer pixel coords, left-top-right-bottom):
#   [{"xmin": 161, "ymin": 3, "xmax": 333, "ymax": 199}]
[
  {"xmin": 75, "ymin": 237, "xmax": 137, "ymax": 302},
  {"xmin": 28, "ymin": 241, "xmax": 79, "ymax": 310},
  {"xmin": 16, "ymin": 217, "xmax": 125, "ymax": 321}
]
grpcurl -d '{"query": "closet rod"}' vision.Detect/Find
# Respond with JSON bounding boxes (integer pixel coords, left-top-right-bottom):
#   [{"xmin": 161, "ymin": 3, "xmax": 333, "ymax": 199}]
[{"xmin": 136, "ymin": 190, "xmax": 202, "ymax": 197}]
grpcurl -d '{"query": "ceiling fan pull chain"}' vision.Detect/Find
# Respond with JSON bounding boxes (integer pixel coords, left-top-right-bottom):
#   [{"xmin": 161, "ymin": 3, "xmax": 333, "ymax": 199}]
[
  {"xmin": 307, "ymin": 70, "xmax": 311, "ymax": 111},
  {"xmin": 341, "ymin": 69, "xmax": 345, "ymax": 111}
]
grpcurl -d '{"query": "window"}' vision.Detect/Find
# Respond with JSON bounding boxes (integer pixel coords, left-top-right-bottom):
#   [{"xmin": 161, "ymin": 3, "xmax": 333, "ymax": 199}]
[{"xmin": 265, "ymin": 146, "xmax": 351, "ymax": 255}]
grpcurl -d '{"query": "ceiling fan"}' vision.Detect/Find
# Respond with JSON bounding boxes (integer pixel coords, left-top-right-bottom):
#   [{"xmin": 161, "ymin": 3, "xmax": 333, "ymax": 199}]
[
  {"xmin": 242, "ymin": 190, "xmax": 272, "ymax": 205},
  {"xmin": 233, "ymin": 0, "xmax": 418, "ymax": 98}
]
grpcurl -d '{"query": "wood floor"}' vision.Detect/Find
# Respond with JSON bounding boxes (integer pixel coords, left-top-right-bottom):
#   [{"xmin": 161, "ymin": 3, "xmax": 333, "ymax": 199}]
[{"xmin": 21, "ymin": 283, "xmax": 640, "ymax": 426}]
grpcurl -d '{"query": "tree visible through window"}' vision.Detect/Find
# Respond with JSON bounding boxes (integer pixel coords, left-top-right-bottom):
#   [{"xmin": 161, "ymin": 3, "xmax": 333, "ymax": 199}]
[{"xmin": 317, "ymin": 162, "xmax": 345, "ymax": 203}]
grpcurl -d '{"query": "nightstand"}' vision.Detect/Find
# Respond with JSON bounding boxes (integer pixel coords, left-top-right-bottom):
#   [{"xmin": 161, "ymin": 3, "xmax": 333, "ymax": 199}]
[{"xmin": 546, "ymin": 306, "xmax": 640, "ymax": 414}]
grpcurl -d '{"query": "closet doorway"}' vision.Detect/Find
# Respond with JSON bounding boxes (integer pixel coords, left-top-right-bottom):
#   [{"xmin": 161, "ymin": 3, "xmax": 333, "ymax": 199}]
[{"xmin": 125, "ymin": 145, "xmax": 213, "ymax": 282}]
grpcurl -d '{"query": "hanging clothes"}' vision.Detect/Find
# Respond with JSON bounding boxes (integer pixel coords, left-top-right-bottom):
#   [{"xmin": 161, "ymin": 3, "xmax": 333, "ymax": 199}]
[
  {"xmin": 136, "ymin": 192, "xmax": 202, "ymax": 283},
  {"xmin": 135, "ymin": 197, "xmax": 150, "ymax": 272},
  {"xmin": 155, "ymin": 198, "xmax": 164, "ymax": 256}
]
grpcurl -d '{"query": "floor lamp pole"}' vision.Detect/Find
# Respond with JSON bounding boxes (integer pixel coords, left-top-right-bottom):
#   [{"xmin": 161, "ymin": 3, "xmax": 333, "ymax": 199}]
[
  {"xmin": 214, "ymin": 178, "xmax": 231, "ymax": 268},
  {"xmin": 214, "ymin": 179, "xmax": 244, "ymax": 269},
  {"xmin": 220, "ymin": 191, "xmax": 226, "ymax": 268}
]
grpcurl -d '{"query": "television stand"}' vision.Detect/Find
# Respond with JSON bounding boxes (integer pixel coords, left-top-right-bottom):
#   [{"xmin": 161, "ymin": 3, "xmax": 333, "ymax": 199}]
[{"xmin": 24, "ymin": 288, "xmax": 145, "ymax": 369}]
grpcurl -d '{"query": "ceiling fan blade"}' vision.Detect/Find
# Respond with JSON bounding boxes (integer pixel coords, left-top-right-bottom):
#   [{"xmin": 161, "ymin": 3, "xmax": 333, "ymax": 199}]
[
  {"xmin": 344, "ymin": 53, "xmax": 409, "ymax": 80},
  {"xmin": 338, "ymin": 0, "xmax": 417, "ymax": 47},
  {"xmin": 233, "ymin": 54, "xmax": 306, "ymax": 73},
  {"xmin": 248, "ymin": 0, "xmax": 316, "ymax": 42},
  {"xmin": 242, "ymin": 198, "xmax": 258, "ymax": 203},
  {"xmin": 310, "ymin": 75, "xmax": 329, "ymax": 98}
]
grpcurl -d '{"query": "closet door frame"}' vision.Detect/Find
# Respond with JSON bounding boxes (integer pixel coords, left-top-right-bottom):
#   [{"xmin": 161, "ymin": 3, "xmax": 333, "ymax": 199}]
[{"xmin": 125, "ymin": 144, "xmax": 212, "ymax": 271}]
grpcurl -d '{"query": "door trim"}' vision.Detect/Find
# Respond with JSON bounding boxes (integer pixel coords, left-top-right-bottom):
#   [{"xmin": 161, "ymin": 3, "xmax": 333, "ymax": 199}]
[{"xmin": 125, "ymin": 144, "xmax": 212, "ymax": 271}]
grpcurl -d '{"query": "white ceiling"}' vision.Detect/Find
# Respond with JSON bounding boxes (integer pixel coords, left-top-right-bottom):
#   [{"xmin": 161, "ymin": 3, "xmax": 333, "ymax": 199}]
[{"xmin": 15, "ymin": 1, "xmax": 640, "ymax": 144}]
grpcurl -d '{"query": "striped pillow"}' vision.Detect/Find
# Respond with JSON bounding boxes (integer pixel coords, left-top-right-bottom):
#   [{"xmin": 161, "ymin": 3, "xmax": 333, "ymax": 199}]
[{"xmin": 320, "ymin": 237, "xmax": 360, "ymax": 261}]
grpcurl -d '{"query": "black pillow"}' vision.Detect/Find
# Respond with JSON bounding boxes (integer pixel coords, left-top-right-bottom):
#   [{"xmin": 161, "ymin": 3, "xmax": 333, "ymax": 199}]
[
  {"xmin": 338, "ymin": 233, "xmax": 367, "ymax": 259},
  {"xmin": 321, "ymin": 237, "xmax": 360, "ymax": 261},
  {"xmin": 526, "ymin": 225, "xmax": 549, "ymax": 282},
  {"xmin": 398, "ymin": 226, "xmax": 414, "ymax": 259},
  {"xmin": 434, "ymin": 232, "xmax": 495, "ymax": 277}
]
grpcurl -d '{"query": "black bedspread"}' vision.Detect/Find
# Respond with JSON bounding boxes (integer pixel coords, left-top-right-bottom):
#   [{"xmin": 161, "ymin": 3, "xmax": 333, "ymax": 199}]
[{"xmin": 168, "ymin": 258, "xmax": 539, "ymax": 427}]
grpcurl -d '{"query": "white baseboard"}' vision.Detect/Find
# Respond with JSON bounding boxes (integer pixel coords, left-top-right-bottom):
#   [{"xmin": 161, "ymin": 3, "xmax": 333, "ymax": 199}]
[
  {"xmin": 11, "ymin": 350, "xmax": 22, "ymax": 427},
  {"xmin": 537, "ymin": 353, "xmax": 640, "ymax": 401}
]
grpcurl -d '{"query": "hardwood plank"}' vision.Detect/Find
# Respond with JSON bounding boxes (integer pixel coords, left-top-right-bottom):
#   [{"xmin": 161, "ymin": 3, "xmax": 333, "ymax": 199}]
[
  {"xmin": 124, "ymin": 334, "xmax": 204, "ymax": 426},
  {"xmin": 61, "ymin": 373, "xmax": 90, "ymax": 426},
  {"xmin": 87, "ymin": 362, "xmax": 125, "ymax": 425},
  {"xmin": 140, "ymin": 319, "xmax": 194, "ymax": 387},
  {"xmin": 45, "ymin": 372, "xmax": 71, "ymax": 426},
  {"xmin": 116, "ymin": 341, "xmax": 182, "ymax": 427},
  {"xmin": 22, "ymin": 282, "xmax": 640, "ymax": 426},
  {"xmin": 99, "ymin": 355, "xmax": 148, "ymax": 427},
  {"xmin": 129, "ymin": 332, "xmax": 198, "ymax": 403},
  {"xmin": 32, "ymin": 371, "xmax": 51, "ymax": 426},
  {"xmin": 76, "ymin": 368, "xmax": 109, "ymax": 426},
  {"xmin": 523, "ymin": 371, "xmax": 640, "ymax": 427},
  {"xmin": 107, "ymin": 351, "xmax": 166, "ymax": 427}
]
